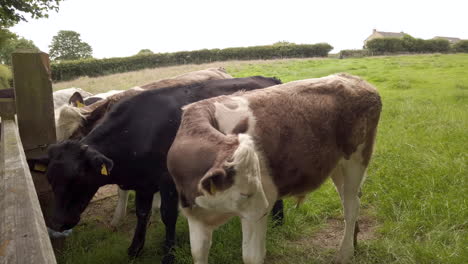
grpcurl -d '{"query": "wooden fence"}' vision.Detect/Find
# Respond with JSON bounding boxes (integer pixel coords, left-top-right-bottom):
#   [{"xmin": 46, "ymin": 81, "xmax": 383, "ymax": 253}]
[{"xmin": 0, "ymin": 51, "xmax": 57, "ymax": 264}]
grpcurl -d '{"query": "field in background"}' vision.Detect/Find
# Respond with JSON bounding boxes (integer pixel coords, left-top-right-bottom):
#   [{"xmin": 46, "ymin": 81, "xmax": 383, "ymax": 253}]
[
  {"xmin": 55, "ymin": 54, "xmax": 467, "ymax": 264},
  {"xmin": 52, "ymin": 58, "xmax": 325, "ymax": 93}
]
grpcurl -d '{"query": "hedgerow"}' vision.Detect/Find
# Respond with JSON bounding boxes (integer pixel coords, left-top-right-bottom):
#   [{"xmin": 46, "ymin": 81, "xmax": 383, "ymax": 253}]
[{"xmin": 51, "ymin": 43, "xmax": 333, "ymax": 81}]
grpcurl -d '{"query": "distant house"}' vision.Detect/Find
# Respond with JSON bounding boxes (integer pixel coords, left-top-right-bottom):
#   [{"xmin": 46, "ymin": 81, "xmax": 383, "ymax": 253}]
[
  {"xmin": 432, "ymin": 36, "xmax": 461, "ymax": 44},
  {"xmin": 364, "ymin": 29, "xmax": 406, "ymax": 47}
]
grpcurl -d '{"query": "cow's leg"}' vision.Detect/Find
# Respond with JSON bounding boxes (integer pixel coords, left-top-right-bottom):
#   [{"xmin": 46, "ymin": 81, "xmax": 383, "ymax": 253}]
[
  {"xmin": 152, "ymin": 192, "xmax": 162, "ymax": 211},
  {"xmin": 271, "ymin": 199, "xmax": 284, "ymax": 227},
  {"xmin": 110, "ymin": 188, "xmax": 129, "ymax": 227},
  {"xmin": 187, "ymin": 217, "xmax": 214, "ymax": 264},
  {"xmin": 241, "ymin": 215, "xmax": 268, "ymax": 264},
  {"xmin": 128, "ymin": 191, "xmax": 153, "ymax": 257},
  {"xmin": 334, "ymin": 160, "xmax": 366, "ymax": 264},
  {"xmin": 331, "ymin": 166, "xmax": 360, "ymax": 248},
  {"xmin": 159, "ymin": 179, "xmax": 179, "ymax": 264}
]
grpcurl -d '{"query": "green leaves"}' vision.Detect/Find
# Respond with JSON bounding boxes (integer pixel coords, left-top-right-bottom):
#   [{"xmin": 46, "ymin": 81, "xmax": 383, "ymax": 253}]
[
  {"xmin": 49, "ymin": 30, "xmax": 93, "ymax": 61},
  {"xmin": 453, "ymin": 40, "xmax": 468, "ymax": 52},
  {"xmin": 51, "ymin": 43, "xmax": 333, "ymax": 81},
  {"xmin": 0, "ymin": 28, "xmax": 39, "ymax": 65},
  {"xmin": 366, "ymin": 35, "xmax": 451, "ymax": 54},
  {"xmin": 0, "ymin": 0, "xmax": 63, "ymax": 27}
]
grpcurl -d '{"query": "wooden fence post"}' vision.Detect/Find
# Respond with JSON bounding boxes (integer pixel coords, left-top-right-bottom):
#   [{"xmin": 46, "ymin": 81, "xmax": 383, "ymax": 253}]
[{"xmin": 11, "ymin": 51, "xmax": 56, "ymax": 228}]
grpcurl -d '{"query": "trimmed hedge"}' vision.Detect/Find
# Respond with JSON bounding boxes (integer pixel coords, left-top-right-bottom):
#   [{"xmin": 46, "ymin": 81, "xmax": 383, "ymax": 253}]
[
  {"xmin": 366, "ymin": 35, "xmax": 451, "ymax": 53},
  {"xmin": 339, "ymin": 49, "xmax": 371, "ymax": 59},
  {"xmin": 453, "ymin": 40, "xmax": 468, "ymax": 52},
  {"xmin": 51, "ymin": 43, "xmax": 333, "ymax": 81},
  {"xmin": 0, "ymin": 64, "xmax": 12, "ymax": 89}
]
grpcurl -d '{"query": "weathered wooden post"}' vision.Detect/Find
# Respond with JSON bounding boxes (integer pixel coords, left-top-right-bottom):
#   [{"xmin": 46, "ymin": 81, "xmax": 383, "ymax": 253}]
[{"xmin": 11, "ymin": 51, "xmax": 57, "ymax": 230}]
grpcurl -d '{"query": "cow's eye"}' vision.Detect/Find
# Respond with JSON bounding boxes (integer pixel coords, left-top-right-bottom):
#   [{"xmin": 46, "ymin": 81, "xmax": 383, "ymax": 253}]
[{"xmin": 240, "ymin": 193, "xmax": 253, "ymax": 199}]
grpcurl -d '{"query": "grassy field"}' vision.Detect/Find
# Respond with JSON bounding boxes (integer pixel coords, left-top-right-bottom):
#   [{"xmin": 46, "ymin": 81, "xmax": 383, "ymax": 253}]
[{"xmin": 54, "ymin": 54, "xmax": 467, "ymax": 264}]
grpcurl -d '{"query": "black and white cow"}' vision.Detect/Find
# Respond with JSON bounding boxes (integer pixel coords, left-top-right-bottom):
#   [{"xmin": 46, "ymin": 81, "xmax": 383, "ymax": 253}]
[{"xmin": 30, "ymin": 76, "xmax": 282, "ymax": 264}]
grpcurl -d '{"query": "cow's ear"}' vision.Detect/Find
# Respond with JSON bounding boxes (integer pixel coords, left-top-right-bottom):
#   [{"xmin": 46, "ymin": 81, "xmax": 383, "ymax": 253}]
[
  {"xmin": 85, "ymin": 149, "xmax": 114, "ymax": 176},
  {"xmin": 27, "ymin": 157, "xmax": 50, "ymax": 173},
  {"xmin": 199, "ymin": 168, "xmax": 234, "ymax": 196},
  {"xmin": 69, "ymin": 92, "xmax": 85, "ymax": 108}
]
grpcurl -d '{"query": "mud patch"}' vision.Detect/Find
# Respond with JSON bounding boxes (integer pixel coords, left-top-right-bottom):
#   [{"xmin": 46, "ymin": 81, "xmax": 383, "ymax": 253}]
[
  {"xmin": 301, "ymin": 214, "xmax": 378, "ymax": 250},
  {"xmin": 91, "ymin": 184, "xmax": 118, "ymax": 202}
]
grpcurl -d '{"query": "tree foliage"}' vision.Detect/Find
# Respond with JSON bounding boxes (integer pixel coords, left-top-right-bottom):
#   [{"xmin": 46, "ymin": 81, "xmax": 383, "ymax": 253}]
[
  {"xmin": 366, "ymin": 35, "xmax": 450, "ymax": 54},
  {"xmin": 49, "ymin": 30, "xmax": 93, "ymax": 61},
  {"xmin": 51, "ymin": 43, "xmax": 333, "ymax": 81},
  {"xmin": 137, "ymin": 49, "xmax": 154, "ymax": 55},
  {"xmin": 453, "ymin": 40, "xmax": 468, "ymax": 53},
  {"xmin": 0, "ymin": 29, "xmax": 39, "ymax": 65},
  {"xmin": 272, "ymin": 41, "xmax": 296, "ymax": 46},
  {"xmin": 0, "ymin": 64, "xmax": 12, "ymax": 89},
  {"xmin": 0, "ymin": 27, "xmax": 15, "ymax": 47},
  {"xmin": 0, "ymin": 0, "xmax": 63, "ymax": 27}
]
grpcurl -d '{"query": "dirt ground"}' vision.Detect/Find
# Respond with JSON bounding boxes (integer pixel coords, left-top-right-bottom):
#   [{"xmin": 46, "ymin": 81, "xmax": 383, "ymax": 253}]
[
  {"xmin": 91, "ymin": 184, "xmax": 119, "ymax": 202},
  {"xmin": 85, "ymin": 187, "xmax": 378, "ymax": 249}
]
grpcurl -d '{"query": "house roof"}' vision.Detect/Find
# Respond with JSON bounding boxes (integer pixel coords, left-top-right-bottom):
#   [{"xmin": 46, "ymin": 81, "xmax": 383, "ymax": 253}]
[{"xmin": 377, "ymin": 31, "xmax": 405, "ymax": 38}]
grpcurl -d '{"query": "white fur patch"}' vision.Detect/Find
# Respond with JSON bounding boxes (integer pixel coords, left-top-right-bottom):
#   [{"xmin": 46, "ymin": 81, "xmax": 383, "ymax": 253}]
[
  {"xmin": 214, "ymin": 97, "xmax": 255, "ymax": 135},
  {"xmin": 53, "ymin": 87, "xmax": 93, "ymax": 109},
  {"xmin": 92, "ymin": 90, "xmax": 125, "ymax": 99},
  {"xmin": 55, "ymin": 105, "xmax": 86, "ymax": 141},
  {"xmin": 130, "ymin": 86, "xmax": 144, "ymax": 91},
  {"xmin": 195, "ymin": 134, "xmax": 269, "ymax": 221}
]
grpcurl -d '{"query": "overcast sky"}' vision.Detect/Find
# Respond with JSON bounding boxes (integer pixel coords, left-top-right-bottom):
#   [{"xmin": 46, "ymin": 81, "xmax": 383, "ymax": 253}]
[{"xmin": 10, "ymin": 0, "xmax": 468, "ymax": 59}]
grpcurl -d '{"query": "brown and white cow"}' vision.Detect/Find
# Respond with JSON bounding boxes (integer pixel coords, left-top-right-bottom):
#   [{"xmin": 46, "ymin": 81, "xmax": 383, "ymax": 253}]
[
  {"xmin": 167, "ymin": 73, "xmax": 382, "ymax": 264},
  {"xmin": 54, "ymin": 67, "xmax": 233, "ymax": 227}
]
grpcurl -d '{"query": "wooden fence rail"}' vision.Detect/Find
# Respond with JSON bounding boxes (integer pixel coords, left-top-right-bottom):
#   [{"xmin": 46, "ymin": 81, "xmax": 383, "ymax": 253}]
[
  {"xmin": 0, "ymin": 118, "xmax": 57, "ymax": 264},
  {"xmin": 0, "ymin": 51, "xmax": 57, "ymax": 264}
]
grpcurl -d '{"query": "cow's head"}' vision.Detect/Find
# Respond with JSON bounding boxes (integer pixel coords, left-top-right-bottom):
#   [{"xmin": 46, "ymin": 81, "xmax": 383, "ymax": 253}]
[
  {"xmin": 29, "ymin": 141, "xmax": 113, "ymax": 231},
  {"xmin": 169, "ymin": 133, "xmax": 269, "ymax": 221}
]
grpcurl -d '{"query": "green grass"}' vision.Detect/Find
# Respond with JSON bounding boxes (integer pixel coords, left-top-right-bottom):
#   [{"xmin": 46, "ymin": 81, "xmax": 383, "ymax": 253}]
[{"xmin": 55, "ymin": 54, "xmax": 468, "ymax": 264}]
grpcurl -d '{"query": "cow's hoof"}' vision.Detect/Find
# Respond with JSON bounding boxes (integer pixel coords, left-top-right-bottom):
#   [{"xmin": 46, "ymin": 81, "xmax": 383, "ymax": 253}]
[
  {"xmin": 127, "ymin": 243, "xmax": 143, "ymax": 258},
  {"xmin": 161, "ymin": 253, "xmax": 175, "ymax": 264}
]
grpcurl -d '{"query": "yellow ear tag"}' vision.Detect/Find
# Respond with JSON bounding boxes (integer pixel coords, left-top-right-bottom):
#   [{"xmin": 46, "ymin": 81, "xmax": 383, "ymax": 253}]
[
  {"xmin": 210, "ymin": 179, "xmax": 216, "ymax": 195},
  {"xmin": 101, "ymin": 164, "xmax": 108, "ymax": 176},
  {"xmin": 34, "ymin": 163, "xmax": 47, "ymax": 172},
  {"xmin": 76, "ymin": 101, "xmax": 85, "ymax": 108}
]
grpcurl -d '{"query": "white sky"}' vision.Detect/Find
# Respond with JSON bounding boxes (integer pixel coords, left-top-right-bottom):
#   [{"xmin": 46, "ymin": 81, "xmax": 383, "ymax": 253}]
[{"xmin": 11, "ymin": 0, "xmax": 468, "ymax": 59}]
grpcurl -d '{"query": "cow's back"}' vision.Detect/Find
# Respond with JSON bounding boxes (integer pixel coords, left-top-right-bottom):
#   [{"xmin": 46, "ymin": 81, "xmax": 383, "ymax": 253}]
[
  {"xmin": 217, "ymin": 74, "xmax": 381, "ymax": 197},
  {"xmin": 84, "ymin": 76, "xmax": 281, "ymax": 188},
  {"xmin": 140, "ymin": 67, "xmax": 232, "ymax": 90}
]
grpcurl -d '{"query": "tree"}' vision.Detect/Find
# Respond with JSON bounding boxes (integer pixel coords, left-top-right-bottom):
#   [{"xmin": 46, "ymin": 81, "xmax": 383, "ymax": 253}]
[
  {"xmin": 0, "ymin": 0, "xmax": 63, "ymax": 27},
  {"xmin": 272, "ymin": 41, "xmax": 296, "ymax": 46},
  {"xmin": 136, "ymin": 49, "xmax": 154, "ymax": 55},
  {"xmin": 0, "ymin": 31, "xmax": 39, "ymax": 65},
  {"xmin": 0, "ymin": 27, "xmax": 15, "ymax": 47},
  {"xmin": 49, "ymin": 30, "xmax": 93, "ymax": 61}
]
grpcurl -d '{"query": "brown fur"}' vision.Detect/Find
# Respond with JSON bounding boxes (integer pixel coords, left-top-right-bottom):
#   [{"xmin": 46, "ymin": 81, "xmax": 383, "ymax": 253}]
[
  {"xmin": 243, "ymin": 73, "xmax": 381, "ymax": 196},
  {"xmin": 169, "ymin": 73, "xmax": 382, "ymax": 203},
  {"xmin": 169, "ymin": 102, "xmax": 240, "ymax": 206}
]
